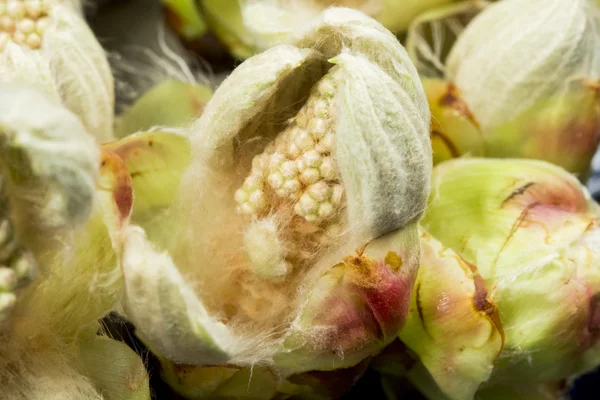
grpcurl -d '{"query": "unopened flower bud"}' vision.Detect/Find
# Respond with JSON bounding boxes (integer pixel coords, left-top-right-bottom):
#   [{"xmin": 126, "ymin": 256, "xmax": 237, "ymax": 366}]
[
  {"xmin": 118, "ymin": 10, "xmax": 431, "ymax": 399},
  {"xmin": 426, "ymin": 0, "xmax": 600, "ymax": 177},
  {"xmin": 383, "ymin": 158, "xmax": 600, "ymax": 399}
]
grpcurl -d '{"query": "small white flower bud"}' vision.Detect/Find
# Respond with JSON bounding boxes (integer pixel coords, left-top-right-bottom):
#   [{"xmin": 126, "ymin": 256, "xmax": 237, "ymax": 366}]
[{"xmin": 0, "ymin": 2, "xmax": 115, "ymax": 141}]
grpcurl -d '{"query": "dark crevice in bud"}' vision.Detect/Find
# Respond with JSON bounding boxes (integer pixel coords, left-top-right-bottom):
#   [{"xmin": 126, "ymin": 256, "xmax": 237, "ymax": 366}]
[
  {"xmin": 430, "ymin": 129, "xmax": 460, "ymax": 158},
  {"xmin": 460, "ymin": 255, "xmax": 505, "ymax": 347},
  {"xmin": 472, "ymin": 272, "xmax": 505, "ymax": 347},
  {"xmin": 491, "ymin": 202, "xmax": 541, "ymax": 276},
  {"xmin": 161, "ymin": 6, "xmax": 237, "ymax": 73},
  {"xmin": 233, "ymin": 57, "xmax": 329, "ymax": 162},
  {"xmin": 471, "ymin": 278, "xmax": 492, "ymax": 314},
  {"xmin": 287, "ymin": 357, "xmax": 371, "ymax": 398},
  {"xmin": 415, "ymin": 282, "xmax": 432, "ymax": 340},
  {"xmin": 377, "ymin": 339, "xmax": 418, "ymax": 371},
  {"xmin": 501, "ymin": 182, "xmax": 536, "ymax": 206},
  {"xmin": 500, "ymin": 174, "xmax": 588, "ymax": 214},
  {"xmin": 439, "ymin": 83, "xmax": 480, "ymax": 130}
]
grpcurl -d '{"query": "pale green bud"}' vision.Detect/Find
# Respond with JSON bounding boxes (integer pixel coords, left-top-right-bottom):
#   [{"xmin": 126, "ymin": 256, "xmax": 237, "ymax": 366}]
[
  {"xmin": 377, "ymin": 158, "xmax": 600, "ymax": 400},
  {"xmin": 421, "ymin": 159, "xmax": 600, "ymax": 395}
]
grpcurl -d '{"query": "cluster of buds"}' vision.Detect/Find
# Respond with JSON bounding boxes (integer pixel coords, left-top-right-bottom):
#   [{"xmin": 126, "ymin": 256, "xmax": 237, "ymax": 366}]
[
  {"xmin": 2, "ymin": 0, "xmax": 600, "ymax": 399},
  {"xmin": 86, "ymin": 2, "xmax": 600, "ymax": 399},
  {"xmin": 234, "ymin": 75, "xmax": 342, "ymax": 224},
  {"xmin": 0, "ymin": 83, "xmax": 151, "ymax": 399},
  {"xmin": 422, "ymin": 0, "xmax": 600, "ymax": 178}
]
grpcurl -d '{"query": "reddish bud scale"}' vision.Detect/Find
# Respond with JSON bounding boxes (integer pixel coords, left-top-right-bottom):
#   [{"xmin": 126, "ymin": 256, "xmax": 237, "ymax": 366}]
[
  {"xmin": 309, "ymin": 253, "xmax": 411, "ymax": 355},
  {"xmin": 100, "ymin": 149, "xmax": 134, "ymax": 223},
  {"xmin": 357, "ymin": 257, "xmax": 412, "ymax": 337}
]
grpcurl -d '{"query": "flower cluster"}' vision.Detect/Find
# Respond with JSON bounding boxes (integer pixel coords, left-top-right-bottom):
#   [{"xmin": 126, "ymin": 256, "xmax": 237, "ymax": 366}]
[{"xmin": 1, "ymin": 1, "xmax": 599, "ymax": 400}]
